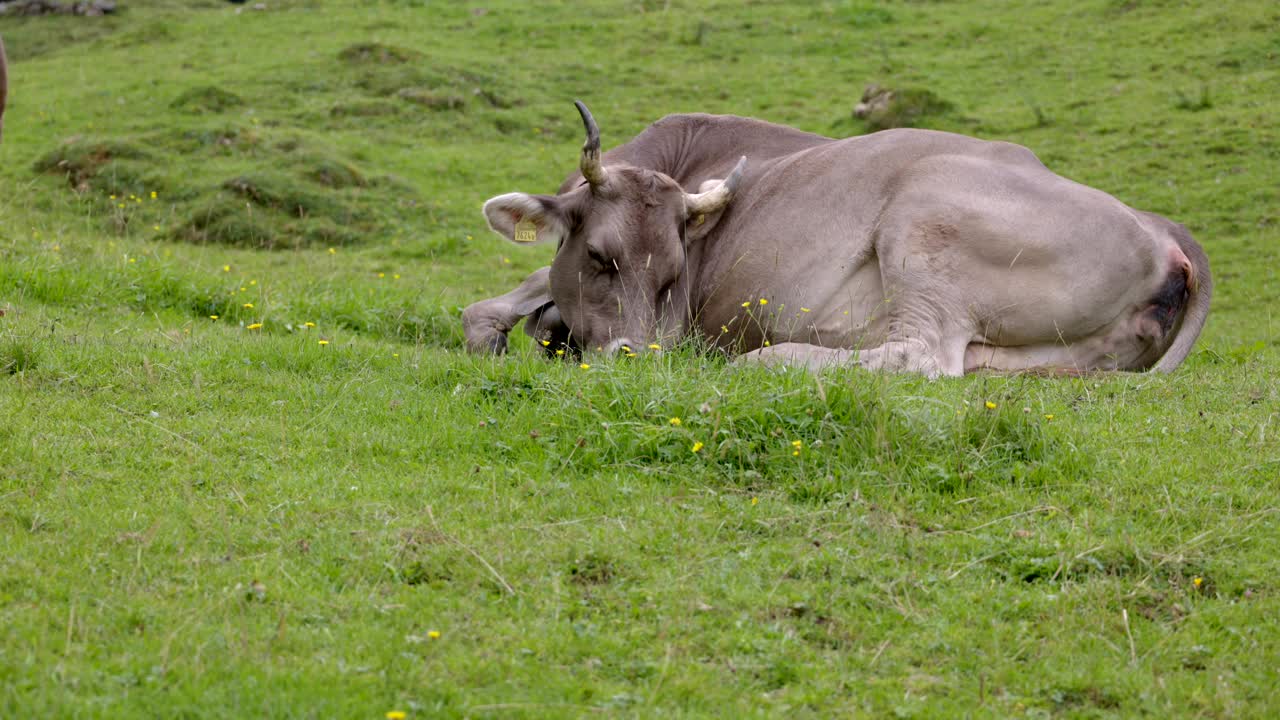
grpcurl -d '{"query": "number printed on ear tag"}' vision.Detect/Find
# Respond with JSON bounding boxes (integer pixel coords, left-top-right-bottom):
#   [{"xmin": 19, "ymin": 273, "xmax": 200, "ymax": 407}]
[{"xmin": 514, "ymin": 220, "xmax": 538, "ymax": 243}]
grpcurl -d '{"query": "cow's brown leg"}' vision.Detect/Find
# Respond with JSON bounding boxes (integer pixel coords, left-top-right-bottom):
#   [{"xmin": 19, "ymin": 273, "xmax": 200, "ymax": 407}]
[{"xmin": 461, "ymin": 267, "xmax": 553, "ymax": 354}]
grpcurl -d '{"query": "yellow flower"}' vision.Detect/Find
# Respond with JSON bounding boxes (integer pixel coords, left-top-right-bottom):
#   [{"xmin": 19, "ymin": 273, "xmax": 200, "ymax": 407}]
[
  {"xmin": 792, "ymin": 450, "xmax": 800, "ymax": 456},
  {"xmin": 328, "ymin": 247, "xmax": 337, "ymax": 254},
  {"xmin": 691, "ymin": 441, "xmax": 704, "ymax": 453},
  {"xmin": 579, "ymin": 363, "xmax": 590, "ymax": 370},
  {"xmin": 791, "ymin": 440, "xmax": 802, "ymax": 448},
  {"xmin": 150, "ymin": 191, "xmax": 157, "ymax": 200},
  {"xmin": 240, "ymin": 287, "xmax": 247, "ymax": 292},
  {"xmin": 758, "ymin": 298, "xmax": 768, "ymax": 305},
  {"xmin": 741, "ymin": 301, "xmax": 751, "ymax": 308},
  {"xmin": 318, "ymin": 339, "xmax": 330, "ymax": 346},
  {"xmin": 243, "ymin": 303, "xmax": 254, "ymax": 308},
  {"xmin": 246, "ymin": 323, "xmax": 263, "ymax": 330},
  {"xmin": 540, "ymin": 340, "xmax": 550, "ymax": 346},
  {"xmin": 427, "ymin": 630, "xmax": 441, "ymax": 639},
  {"xmin": 210, "ymin": 315, "xmax": 219, "ymax": 320},
  {"xmin": 801, "ymin": 307, "xmax": 811, "ymax": 313},
  {"xmin": 502, "ymin": 257, "xmax": 511, "ymax": 264},
  {"xmin": 647, "ymin": 344, "xmax": 661, "ymax": 350},
  {"xmin": 249, "ymin": 280, "xmax": 257, "ymax": 286},
  {"xmin": 763, "ymin": 340, "xmax": 771, "ymax": 347},
  {"xmin": 669, "ymin": 417, "xmax": 682, "ymax": 426},
  {"xmin": 751, "ymin": 497, "xmax": 758, "ymax": 506},
  {"xmin": 378, "ymin": 272, "xmax": 386, "ymax": 279},
  {"xmin": 386, "ymin": 712, "xmax": 407, "ymax": 720},
  {"xmin": 223, "ymin": 265, "xmax": 231, "ymax": 272},
  {"xmin": 1193, "ymin": 576, "xmax": 1203, "ymax": 588},
  {"xmin": 153, "ymin": 225, "xmax": 161, "ymax": 231},
  {"xmin": 128, "ymin": 258, "xmax": 136, "ymax": 263},
  {"xmin": 620, "ymin": 345, "xmax": 631, "ymax": 353},
  {"xmin": 1044, "ymin": 414, "xmax": 1055, "ymax": 421},
  {"xmin": 625, "ymin": 352, "xmax": 638, "ymax": 358},
  {"xmin": 556, "ymin": 349, "xmax": 565, "ymax": 356},
  {"xmin": 720, "ymin": 325, "xmax": 729, "ymax": 333},
  {"xmin": 393, "ymin": 353, "xmax": 399, "ymax": 358},
  {"xmin": 393, "ymin": 274, "xmax": 401, "ymax": 280},
  {"xmin": 304, "ymin": 322, "xmax": 316, "ymax": 328},
  {"xmin": 985, "ymin": 401, "xmax": 997, "ymax": 410}
]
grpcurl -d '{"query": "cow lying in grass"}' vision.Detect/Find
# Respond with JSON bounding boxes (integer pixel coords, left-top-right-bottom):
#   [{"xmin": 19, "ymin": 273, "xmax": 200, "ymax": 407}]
[{"xmin": 467, "ymin": 103, "xmax": 1210, "ymax": 377}]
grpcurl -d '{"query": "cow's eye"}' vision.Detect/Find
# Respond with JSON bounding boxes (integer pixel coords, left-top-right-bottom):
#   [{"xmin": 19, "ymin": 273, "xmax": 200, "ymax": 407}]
[{"xmin": 587, "ymin": 247, "xmax": 613, "ymax": 271}]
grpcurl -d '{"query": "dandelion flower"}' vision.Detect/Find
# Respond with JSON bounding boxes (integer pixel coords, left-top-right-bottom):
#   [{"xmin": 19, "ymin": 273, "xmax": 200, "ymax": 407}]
[
  {"xmin": 243, "ymin": 303, "xmax": 254, "ymax": 308},
  {"xmin": 751, "ymin": 497, "xmax": 758, "ymax": 506},
  {"xmin": 427, "ymin": 630, "xmax": 441, "ymax": 639},
  {"xmin": 691, "ymin": 441, "xmax": 704, "ymax": 453},
  {"xmin": 556, "ymin": 349, "xmax": 565, "ymax": 356},
  {"xmin": 223, "ymin": 265, "xmax": 231, "ymax": 272},
  {"xmin": 647, "ymin": 343, "xmax": 661, "ymax": 350},
  {"xmin": 249, "ymin": 280, "xmax": 257, "ymax": 286},
  {"xmin": 393, "ymin": 353, "xmax": 399, "ymax": 358},
  {"xmin": 210, "ymin": 315, "xmax": 220, "ymax": 320},
  {"xmin": 386, "ymin": 713, "xmax": 407, "ymax": 720},
  {"xmin": 318, "ymin": 339, "xmax": 330, "ymax": 346},
  {"xmin": 150, "ymin": 191, "xmax": 158, "ymax": 200},
  {"xmin": 1044, "ymin": 414, "xmax": 1055, "ymax": 421},
  {"xmin": 129, "ymin": 258, "xmax": 136, "ymax": 263},
  {"xmin": 758, "ymin": 298, "xmax": 768, "ymax": 305},
  {"xmin": 579, "ymin": 363, "xmax": 590, "ymax": 370},
  {"xmin": 378, "ymin": 272, "xmax": 386, "ymax": 279},
  {"xmin": 246, "ymin": 323, "xmax": 263, "ymax": 330},
  {"xmin": 801, "ymin": 307, "xmax": 811, "ymax": 313},
  {"xmin": 328, "ymin": 247, "xmax": 337, "ymax": 255},
  {"xmin": 1193, "ymin": 577, "xmax": 1203, "ymax": 588},
  {"xmin": 763, "ymin": 340, "xmax": 771, "ymax": 347},
  {"xmin": 393, "ymin": 274, "xmax": 401, "ymax": 280},
  {"xmin": 304, "ymin": 322, "xmax": 316, "ymax": 328},
  {"xmin": 669, "ymin": 417, "xmax": 682, "ymax": 426},
  {"xmin": 540, "ymin": 340, "xmax": 551, "ymax": 347},
  {"xmin": 741, "ymin": 301, "xmax": 751, "ymax": 308},
  {"xmin": 791, "ymin": 440, "xmax": 802, "ymax": 448},
  {"xmin": 985, "ymin": 401, "xmax": 997, "ymax": 410}
]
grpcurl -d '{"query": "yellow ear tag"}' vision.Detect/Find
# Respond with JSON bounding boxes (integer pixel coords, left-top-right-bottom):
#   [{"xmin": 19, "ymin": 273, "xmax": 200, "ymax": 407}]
[
  {"xmin": 513, "ymin": 219, "xmax": 538, "ymax": 243},
  {"xmin": 694, "ymin": 214, "xmax": 706, "ymax": 227}
]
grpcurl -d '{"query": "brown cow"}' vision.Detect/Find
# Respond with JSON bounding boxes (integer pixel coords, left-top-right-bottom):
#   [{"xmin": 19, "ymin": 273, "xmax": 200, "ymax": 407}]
[{"xmin": 476, "ymin": 103, "xmax": 1211, "ymax": 377}]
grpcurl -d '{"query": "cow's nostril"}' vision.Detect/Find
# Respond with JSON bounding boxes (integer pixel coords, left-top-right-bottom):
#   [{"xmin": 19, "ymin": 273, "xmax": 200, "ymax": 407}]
[{"xmin": 604, "ymin": 338, "xmax": 640, "ymax": 357}]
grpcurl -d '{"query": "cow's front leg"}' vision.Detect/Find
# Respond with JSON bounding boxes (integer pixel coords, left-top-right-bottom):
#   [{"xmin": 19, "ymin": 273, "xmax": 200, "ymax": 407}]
[
  {"xmin": 461, "ymin": 267, "xmax": 553, "ymax": 355},
  {"xmin": 737, "ymin": 343, "xmax": 856, "ymax": 372}
]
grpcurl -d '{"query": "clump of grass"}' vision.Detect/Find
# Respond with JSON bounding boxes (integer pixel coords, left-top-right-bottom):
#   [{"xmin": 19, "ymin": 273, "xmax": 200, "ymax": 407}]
[
  {"xmin": 0, "ymin": 337, "xmax": 41, "ymax": 375},
  {"xmin": 170, "ymin": 85, "xmax": 245, "ymax": 114},
  {"xmin": 1174, "ymin": 83, "xmax": 1213, "ymax": 111}
]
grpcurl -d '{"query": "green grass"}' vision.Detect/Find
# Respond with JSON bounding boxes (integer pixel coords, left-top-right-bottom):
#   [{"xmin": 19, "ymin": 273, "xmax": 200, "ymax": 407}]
[{"xmin": 2, "ymin": 0, "xmax": 1279, "ymax": 717}]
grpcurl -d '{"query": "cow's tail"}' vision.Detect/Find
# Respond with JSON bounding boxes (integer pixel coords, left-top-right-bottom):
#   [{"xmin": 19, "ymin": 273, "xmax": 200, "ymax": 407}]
[{"xmin": 1152, "ymin": 225, "xmax": 1212, "ymax": 373}]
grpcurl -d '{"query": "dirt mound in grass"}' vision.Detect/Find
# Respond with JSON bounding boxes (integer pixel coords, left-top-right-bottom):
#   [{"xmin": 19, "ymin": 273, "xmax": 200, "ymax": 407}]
[{"xmin": 853, "ymin": 83, "xmax": 955, "ymax": 131}]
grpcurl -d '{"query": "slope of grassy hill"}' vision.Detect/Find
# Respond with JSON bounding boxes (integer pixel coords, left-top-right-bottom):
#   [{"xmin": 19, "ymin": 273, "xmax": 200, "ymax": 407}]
[{"xmin": 1, "ymin": 1, "xmax": 1277, "ymax": 717}]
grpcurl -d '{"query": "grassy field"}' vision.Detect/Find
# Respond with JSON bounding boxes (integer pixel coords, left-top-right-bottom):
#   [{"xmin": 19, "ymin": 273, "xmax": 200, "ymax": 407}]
[{"xmin": 2, "ymin": 0, "xmax": 1278, "ymax": 717}]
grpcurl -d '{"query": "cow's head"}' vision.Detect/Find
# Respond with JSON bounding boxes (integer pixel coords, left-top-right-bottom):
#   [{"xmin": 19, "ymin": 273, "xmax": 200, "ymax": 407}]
[{"xmin": 482, "ymin": 102, "xmax": 744, "ymax": 355}]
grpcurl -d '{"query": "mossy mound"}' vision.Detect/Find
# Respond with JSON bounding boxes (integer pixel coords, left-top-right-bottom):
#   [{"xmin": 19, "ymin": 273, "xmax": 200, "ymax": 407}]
[
  {"xmin": 33, "ymin": 136, "xmax": 152, "ymax": 187},
  {"xmin": 853, "ymin": 84, "xmax": 955, "ymax": 131},
  {"xmin": 37, "ymin": 130, "xmax": 427, "ymax": 250},
  {"xmin": 396, "ymin": 88, "xmax": 466, "ymax": 111},
  {"xmin": 171, "ymin": 85, "xmax": 245, "ymax": 115},
  {"xmin": 337, "ymin": 42, "xmax": 422, "ymax": 65}
]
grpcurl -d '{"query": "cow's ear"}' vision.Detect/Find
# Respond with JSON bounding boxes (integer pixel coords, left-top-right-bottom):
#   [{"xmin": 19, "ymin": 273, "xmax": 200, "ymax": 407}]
[{"xmin": 483, "ymin": 193, "xmax": 569, "ymax": 246}]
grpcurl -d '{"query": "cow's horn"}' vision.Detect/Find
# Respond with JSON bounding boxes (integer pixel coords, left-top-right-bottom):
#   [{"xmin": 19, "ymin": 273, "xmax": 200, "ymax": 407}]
[
  {"xmin": 684, "ymin": 156, "xmax": 746, "ymax": 216},
  {"xmin": 575, "ymin": 100, "xmax": 609, "ymax": 188}
]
